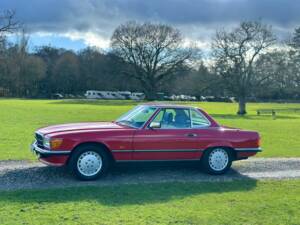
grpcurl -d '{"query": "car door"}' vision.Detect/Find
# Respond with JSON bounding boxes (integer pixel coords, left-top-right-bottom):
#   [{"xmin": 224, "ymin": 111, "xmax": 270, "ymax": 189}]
[{"xmin": 132, "ymin": 108, "xmax": 202, "ymax": 160}]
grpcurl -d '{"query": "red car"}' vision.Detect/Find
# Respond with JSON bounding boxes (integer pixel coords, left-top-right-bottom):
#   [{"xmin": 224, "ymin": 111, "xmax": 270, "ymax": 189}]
[{"xmin": 31, "ymin": 104, "xmax": 261, "ymax": 180}]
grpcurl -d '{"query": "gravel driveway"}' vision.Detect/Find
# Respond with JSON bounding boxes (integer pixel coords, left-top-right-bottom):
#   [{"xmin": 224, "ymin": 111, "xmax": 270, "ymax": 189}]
[{"xmin": 1, "ymin": 158, "xmax": 300, "ymax": 191}]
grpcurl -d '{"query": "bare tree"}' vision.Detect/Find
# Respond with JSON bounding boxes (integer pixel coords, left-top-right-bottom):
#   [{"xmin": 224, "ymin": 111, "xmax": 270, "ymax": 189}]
[
  {"xmin": 53, "ymin": 51, "xmax": 80, "ymax": 94},
  {"xmin": 290, "ymin": 27, "xmax": 300, "ymax": 49},
  {"xmin": 111, "ymin": 21, "xmax": 199, "ymax": 99},
  {"xmin": 212, "ymin": 21, "xmax": 276, "ymax": 114},
  {"xmin": 0, "ymin": 10, "xmax": 18, "ymax": 41}
]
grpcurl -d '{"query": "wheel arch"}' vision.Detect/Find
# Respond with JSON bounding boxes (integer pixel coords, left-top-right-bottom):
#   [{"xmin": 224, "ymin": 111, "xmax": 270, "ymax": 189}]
[
  {"xmin": 202, "ymin": 146, "xmax": 237, "ymax": 160},
  {"xmin": 67, "ymin": 141, "xmax": 115, "ymax": 165}
]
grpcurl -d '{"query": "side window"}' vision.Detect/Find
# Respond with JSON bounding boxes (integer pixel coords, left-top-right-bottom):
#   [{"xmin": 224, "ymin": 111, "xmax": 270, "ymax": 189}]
[
  {"xmin": 152, "ymin": 109, "xmax": 165, "ymax": 123},
  {"xmin": 133, "ymin": 107, "xmax": 157, "ymax": 123},
  {"xmin": 191, "ymin": 109, "xmax": 210, "ymax": 128},
  {"xmin": 151, "ymin": 108, "xmax": 191, "ymax": 129}
]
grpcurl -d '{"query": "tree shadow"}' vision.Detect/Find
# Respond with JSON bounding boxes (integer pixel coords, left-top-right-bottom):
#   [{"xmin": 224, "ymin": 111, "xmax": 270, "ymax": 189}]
[
  {"xmin": 48, "ymin": 99, "xmax": 141, "ymax": 106},
  {"xmin": 0, "ymin": 163, "xmax": 257, "ymax": 206},
  {"xmin": 211, "ymin": 114, "xmax": 299, "ymax": 120}
]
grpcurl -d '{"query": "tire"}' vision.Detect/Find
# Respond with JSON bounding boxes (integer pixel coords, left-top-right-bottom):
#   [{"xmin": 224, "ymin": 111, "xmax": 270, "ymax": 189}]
[
  {"xmin": 69, "ymin": 144, "xmax": 110, "ymax": 181},
  {"xmin": 201, "ymin": 147, "xmax": 232, "ymax": 175}
]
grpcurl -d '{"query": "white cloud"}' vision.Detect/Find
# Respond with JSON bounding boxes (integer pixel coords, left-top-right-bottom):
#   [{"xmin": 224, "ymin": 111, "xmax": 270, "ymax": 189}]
[
  {"xmin": 2, "ymin": 0, "xmax": 300, "ymax": 51},
  {"xmin": 63, "ymin": 31, "xmax": 111, "ymax": 49},
  {"xmin": 28, "ymin": 31, "xmax": 111, "ymax": 49},
  {"xmin": 2, "ymin": 0, "xmax": 300, "ymax": 38},
  {"xmin": 29, "ymin": 31, "xmax": 211, "ymax": 51},
  {"xmin": 182, "ymin": 38, "xmax": 210, "ymax": 50}
]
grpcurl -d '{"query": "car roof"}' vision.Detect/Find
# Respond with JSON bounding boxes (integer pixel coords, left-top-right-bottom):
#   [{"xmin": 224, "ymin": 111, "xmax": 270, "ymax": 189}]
[{"xmin": 140, "ymin": 102, "xmax": 199, "ymax": 109}]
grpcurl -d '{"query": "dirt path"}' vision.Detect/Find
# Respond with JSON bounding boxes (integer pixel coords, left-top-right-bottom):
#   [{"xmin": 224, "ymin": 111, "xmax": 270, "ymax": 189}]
[{"xmin": 1, "ymin": 158, "xmax": 300, "ymax": 191}]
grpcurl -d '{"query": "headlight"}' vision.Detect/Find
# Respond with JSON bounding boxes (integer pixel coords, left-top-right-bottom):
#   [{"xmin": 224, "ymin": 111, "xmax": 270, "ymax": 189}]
[
  {"xmin": 43, "ymin": 136, "xmax": 63, "ymax": 149},
  {"xmin": 43, "ymin": 136, "xmax": 51, "ymax": 149}
]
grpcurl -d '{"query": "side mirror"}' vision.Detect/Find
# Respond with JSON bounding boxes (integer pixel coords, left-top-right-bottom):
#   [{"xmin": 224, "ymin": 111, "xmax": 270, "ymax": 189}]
[{"xmin": 149, "ymin": 121, "xmax": 161, "ymax": 129}]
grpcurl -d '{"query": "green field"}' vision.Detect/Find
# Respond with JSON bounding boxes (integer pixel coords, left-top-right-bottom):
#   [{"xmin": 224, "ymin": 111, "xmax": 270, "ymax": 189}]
[
  {"xmin": 0, "ymin": 99, "xmax": 300, "ymax": 160},
  {"xmin": 1, "ymin": 99, "xmax": 300, "ymax": 225},
  {"xmin": 0, "ymin": 180, "xmax": 300, "ymax": 225}
]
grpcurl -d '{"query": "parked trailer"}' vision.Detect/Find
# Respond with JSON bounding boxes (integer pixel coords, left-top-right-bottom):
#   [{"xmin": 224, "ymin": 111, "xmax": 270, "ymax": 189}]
[
  {"xmin": 130, "ymin": 92, "xmax": 145, "ymax": 100},
  {"xmin": 84, "ymin": 90, "xmax": 103, "ymax": 99},
  {"xmin": 85, "ymin": 90, "xmax": 145, "ymax": 100}
]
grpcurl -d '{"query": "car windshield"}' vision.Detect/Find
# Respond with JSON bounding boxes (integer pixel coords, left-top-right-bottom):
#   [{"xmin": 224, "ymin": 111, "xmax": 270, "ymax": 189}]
[{"xmin": 116, "ymin": 105, "xmax": 157, "ymax": 128}]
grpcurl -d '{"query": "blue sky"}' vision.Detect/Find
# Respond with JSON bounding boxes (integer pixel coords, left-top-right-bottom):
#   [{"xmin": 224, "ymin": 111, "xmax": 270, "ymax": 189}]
[
  {"xmin": 8, "ymin": 34, "xmax": 86, "ymax": 51},
  {"xmin": 28, "ymin": 35, "xmax": 86, "ymax": 51},
  {"xmin": 2, "ymin": 0, "xmax": 300, "ymax": 51}
]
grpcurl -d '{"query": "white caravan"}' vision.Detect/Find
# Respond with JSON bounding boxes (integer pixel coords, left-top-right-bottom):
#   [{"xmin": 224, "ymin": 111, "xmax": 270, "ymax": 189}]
[
  {"xmin": 130, "ymin": 92, "xmax": 145, "ymax": 100},
  {"xmin": 85, "ymin": 90, "xmax": 145, "ymax": 100},
  {"xmin": 85, "ymin": 90, "xmax": 103, "ymax": 99}
]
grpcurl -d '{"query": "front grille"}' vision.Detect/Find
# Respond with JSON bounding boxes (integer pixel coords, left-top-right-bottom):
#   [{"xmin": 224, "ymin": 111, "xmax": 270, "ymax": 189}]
[{"xmin": 35, "ymin": 133, "xmax": 44, "ymax": 148}]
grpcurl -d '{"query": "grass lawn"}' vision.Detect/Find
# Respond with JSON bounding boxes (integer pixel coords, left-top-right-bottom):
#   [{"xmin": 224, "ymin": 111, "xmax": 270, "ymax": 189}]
[
  {"xmin": 0, "ymin": 99, "xmax": 300, "ymax": 160},
  {"xmin": 0, "ymin": 180, "xmax": 300, "ymax": 225}
]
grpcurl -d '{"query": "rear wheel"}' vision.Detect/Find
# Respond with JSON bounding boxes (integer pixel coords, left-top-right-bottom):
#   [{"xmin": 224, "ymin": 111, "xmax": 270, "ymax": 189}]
[
  {"xmin": 202, "ymin": 148, "xmax": 232, "ymax": 174},
  {"xmin": 69, "ymin": 145, "xmax": 110, "ymax": 180}
]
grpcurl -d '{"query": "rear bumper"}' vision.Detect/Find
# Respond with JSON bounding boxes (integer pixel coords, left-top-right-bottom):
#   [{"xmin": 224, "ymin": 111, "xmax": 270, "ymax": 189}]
[
  {"xmin": 235, "ymin": 147, "xmax": 262, "ymax": 152},
  {"xmin": 31, "ymin": 141, "xmax": 70, "ymax": 166},
  {"xmin": 235, "ymin": 147, "xmax": 262, "ymax": 159}
]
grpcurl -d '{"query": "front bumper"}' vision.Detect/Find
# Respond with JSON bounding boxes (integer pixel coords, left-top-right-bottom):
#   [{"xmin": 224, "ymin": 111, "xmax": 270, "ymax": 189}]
[
  {"xmin": 31, "ymin": 141, "xmax": 70, "ymax": 156},
  {"xmin": 31, "ymin": 141, "xmax": 71, "ymax": 166}
]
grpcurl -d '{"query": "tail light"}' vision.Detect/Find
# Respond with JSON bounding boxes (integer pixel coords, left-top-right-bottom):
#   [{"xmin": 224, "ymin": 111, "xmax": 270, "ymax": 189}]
[{"xmin": 256, "ymin": 136, "xmax": 261, "ymax": 147}]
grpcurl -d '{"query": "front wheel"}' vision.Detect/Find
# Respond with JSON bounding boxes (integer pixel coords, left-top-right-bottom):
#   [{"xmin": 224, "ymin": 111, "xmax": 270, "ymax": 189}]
[
  {"xmin": 69, "ymin": 145, "xmax": 110, "ymax": 180},
  {"xmin": 202, "ymin": 148, "xmax": 232, "ymax": 175}
]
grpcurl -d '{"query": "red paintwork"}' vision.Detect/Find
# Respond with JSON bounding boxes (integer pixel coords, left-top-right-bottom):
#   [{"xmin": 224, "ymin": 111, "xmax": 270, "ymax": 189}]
[
  {"xmin": 236, "ymin": 151, "xmax": 257, "ymax": 158},
  {"xmin": 39, "ymin": 155, "xmax": 69, "ymax": 166},
  {"xmin": 34, "ymin": 104, "xmax": 261, "ymax": 165}
]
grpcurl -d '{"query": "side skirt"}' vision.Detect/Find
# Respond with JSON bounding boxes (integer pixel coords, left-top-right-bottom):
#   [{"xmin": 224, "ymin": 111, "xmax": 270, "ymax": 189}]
[
  {"xmin": 235, "ymin": 147, "xmax": 262, "ymax": 152},
  {"xmin": 115, "ymin": 159, "xmax": 201, "ymax": 163}
]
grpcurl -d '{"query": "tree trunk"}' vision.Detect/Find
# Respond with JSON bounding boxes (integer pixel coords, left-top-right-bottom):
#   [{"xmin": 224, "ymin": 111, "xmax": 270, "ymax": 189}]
[
  {"xmin": 145, "ymin": 88, "xmax": 157, "ymax": 100},
  {"xmin": 237, "ymin": 97, "xmax": 247, "ymax": 115},
  {"xmin": 144, "ymin": 80, "xmax": 157, "ymax": 100}
]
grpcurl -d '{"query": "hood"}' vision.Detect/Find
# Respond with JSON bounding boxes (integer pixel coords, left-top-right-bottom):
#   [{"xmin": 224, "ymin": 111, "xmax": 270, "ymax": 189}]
[{"xmin": 37, "ymin": 122, "xmax": 126, "ymax": 135}]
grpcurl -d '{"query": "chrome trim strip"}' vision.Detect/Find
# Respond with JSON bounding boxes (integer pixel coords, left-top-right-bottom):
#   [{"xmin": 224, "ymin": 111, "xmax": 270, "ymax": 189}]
[
  {"xmin": 235, "ymin": 147, "xmax": 262, "ymax": 152},
  {"xmin": 111, "ymin": 149, "xmax": 203, "ymax": 153},
  {"xmin": 31, "ymin": 142, "xmax": 70, "ymax": 155},
  {"xmin": 111, "ymin": 150, "xmax": 133, "ymax": 153},
  {"xmin": 112, "ymin": 148, "xmax": 262, "ymax": 153},
  {"xmin": 116, "ymin": 159, "xmax": 200, "ymax": 162}
]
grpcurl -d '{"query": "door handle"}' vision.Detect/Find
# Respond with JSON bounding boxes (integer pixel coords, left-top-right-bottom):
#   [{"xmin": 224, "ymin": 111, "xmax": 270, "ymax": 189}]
[{"xmin": 186, "ymin": 133, "xmax": 198, "ymax": 137}]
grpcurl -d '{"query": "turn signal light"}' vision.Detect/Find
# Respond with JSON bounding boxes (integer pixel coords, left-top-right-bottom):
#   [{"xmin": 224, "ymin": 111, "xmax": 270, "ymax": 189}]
[
  {"xmin": 257, "ymin": 137, "xmax": 261, "ymax": 147},
  {"xmin": 50, "ymin": 138, "xmax": 63, "ymax": 149}
]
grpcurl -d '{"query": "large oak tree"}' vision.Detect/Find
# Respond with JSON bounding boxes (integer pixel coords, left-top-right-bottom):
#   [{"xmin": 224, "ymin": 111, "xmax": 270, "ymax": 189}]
[{"xmin": 111, "ymin": 21, "xmax": 199, "ymax": 100}]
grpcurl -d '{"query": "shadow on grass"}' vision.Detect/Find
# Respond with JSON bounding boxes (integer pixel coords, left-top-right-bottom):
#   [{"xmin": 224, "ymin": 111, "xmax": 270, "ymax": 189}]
[
  {"xmin": 211, "ymin": 114, "xmax": 299, "ymax": 120},
  {"xmin": 0, "ymin": 163, "xmax": 257, "ymax": 205},
  {"xmin": 47, "ymin": 100, "xmax": 300, "ymax": 120},
  {"xmin": 48, "ymin": 99, "xmax": 142, "ymax": 106},
  {"xmin": 48, "ymin": 100, "xmax": 204, "ymax": 106}
]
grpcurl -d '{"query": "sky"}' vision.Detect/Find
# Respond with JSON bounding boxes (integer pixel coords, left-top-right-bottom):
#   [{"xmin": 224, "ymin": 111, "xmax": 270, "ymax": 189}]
[{"xmin": 1, "ymin": 0, "xmax": 300, "ymax": 51}]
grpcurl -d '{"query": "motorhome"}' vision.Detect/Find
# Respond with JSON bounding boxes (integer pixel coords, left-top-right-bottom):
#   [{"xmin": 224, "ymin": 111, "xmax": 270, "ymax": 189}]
[
  {"xmin": 117, "ymin": 91, "xmax": 131, "ymax": 100},
  {"xmin": 130, "ymin": 92, "xmax": 145, "ymax": 100},
  {"xmin": 85, "ymin": 90, "xmax": 145, "ymax": 100},
  {"xmin": 84, "ymin": 90, "xmax": 103, "ymax": 99}
]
